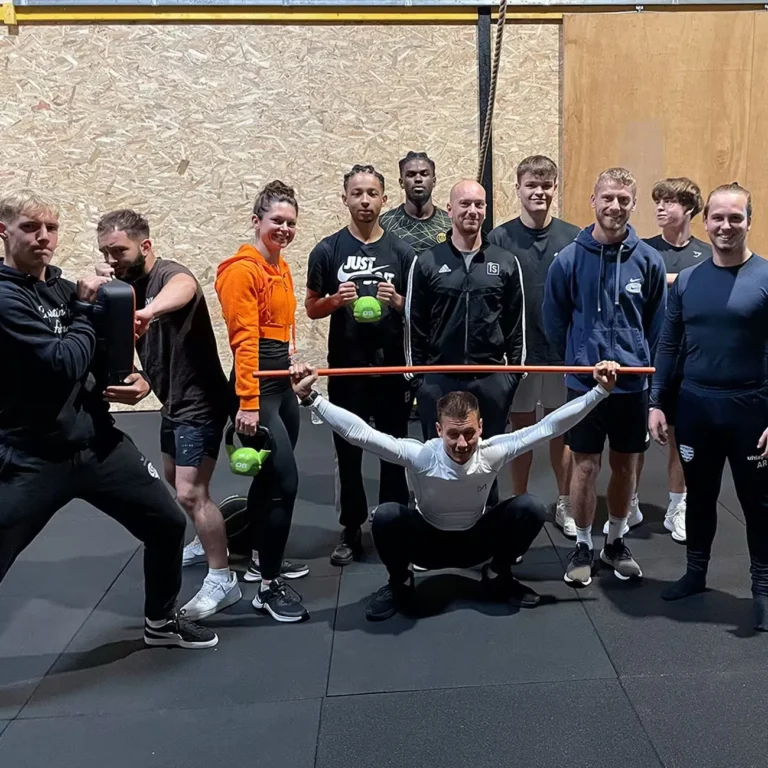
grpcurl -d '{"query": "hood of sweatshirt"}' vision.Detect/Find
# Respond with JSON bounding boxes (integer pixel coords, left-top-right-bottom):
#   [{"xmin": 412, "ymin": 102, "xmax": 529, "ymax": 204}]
[{"xmin": 216, "ymin": 243, "xmax": 289, "ymax": 280}]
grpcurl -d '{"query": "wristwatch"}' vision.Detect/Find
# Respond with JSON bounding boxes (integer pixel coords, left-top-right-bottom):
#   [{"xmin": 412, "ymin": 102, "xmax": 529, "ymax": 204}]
[{"xmin": 299, "ymin": 390, "xmax": 320, "ymax": 408}]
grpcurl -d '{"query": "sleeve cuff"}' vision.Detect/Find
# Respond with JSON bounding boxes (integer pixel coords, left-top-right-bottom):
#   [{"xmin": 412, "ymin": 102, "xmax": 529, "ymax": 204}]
[{"xmin": 239, "ymin": 395, "xmax": 260, "ymax": 411}]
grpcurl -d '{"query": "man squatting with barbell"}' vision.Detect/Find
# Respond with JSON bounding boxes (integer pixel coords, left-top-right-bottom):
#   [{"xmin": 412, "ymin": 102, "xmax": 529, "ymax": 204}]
[{"xmin": 287, "ymin": 360, "xmax": 620, "ymax": 621}]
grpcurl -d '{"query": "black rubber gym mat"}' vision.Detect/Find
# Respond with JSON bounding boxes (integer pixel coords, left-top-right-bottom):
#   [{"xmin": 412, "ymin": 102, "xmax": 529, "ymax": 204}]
[
  {"xmin": 0, "ymin": 699, "xmax": 320, "ymax": 768},
  {"xmin": 329, "ymin": 562, "xmax": 614, "ymax": 696},
  {"xmin": 580, "ymin": 553, "xmax": 763, "ymax": 677},
  {"xmin": 623, "ymin": 669, "xmax": 768, "ymax": 768},
  {"xmin": 0, "ymin": 409, "xmax": 763, "ymax": 767},
  {"xmin": 316, "ymin": 682, "xmax": 663, "ymax": 768},
  {"xmin": 20, "ymin": 550, "xmax": 339, "ymax": 718}
]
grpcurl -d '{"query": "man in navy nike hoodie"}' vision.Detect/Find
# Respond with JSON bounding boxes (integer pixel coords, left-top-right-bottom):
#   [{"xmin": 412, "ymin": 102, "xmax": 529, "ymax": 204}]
[
  {"xmin": 0, "ymin": 191, "xmax": 217, "ymax": 650},
  {"xmin": 543, "ymin": 168, "xmax": 667, "ymax": 587}
]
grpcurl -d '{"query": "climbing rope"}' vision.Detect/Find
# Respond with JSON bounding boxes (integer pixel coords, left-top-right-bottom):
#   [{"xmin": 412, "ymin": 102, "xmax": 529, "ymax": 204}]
[{"xmin": 477, "ymin": 0, "xmax": 509, "ymax": 183}]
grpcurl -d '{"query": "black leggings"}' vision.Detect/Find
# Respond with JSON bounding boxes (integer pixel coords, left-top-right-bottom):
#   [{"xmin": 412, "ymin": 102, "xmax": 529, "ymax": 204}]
[
  {"xmin": 372, "ymin": 494, "xmax": 546, "ymax": 584},
  {"xmin": 236, "ymin": 386, "xmax": 300, "ymax": 581},
  {"xmin": 0, "ymin": 431, "xmax": 186, "ymax": 620},
  {"xmin": 675, "ymin": 385, "xmax": 768, "ymax": 596}
]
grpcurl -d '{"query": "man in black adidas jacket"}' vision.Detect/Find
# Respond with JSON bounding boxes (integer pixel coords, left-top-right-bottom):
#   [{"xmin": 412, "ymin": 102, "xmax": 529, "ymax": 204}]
[
  {"xmin": 0, "ymin": 191, "xmax": 217, "ymax": 650},
  {"xmin": 405, "ymin": 179, "xmax": 526, "ymax": 490}
]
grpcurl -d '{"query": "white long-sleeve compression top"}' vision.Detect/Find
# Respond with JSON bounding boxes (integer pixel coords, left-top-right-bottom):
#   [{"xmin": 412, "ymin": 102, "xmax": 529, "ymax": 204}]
[{"xmin": 309, "ymin": 384, "xmax": 609, "ymax": 530}]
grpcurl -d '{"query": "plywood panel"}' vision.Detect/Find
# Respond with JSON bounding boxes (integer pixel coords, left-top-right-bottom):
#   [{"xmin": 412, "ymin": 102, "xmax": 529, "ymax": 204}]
[
  {"xmin": 492, "ymin": 23, "xmax": 561, "ymax": 226},
  {"xmin": 563, "ymin": 12, "xmax": 756, "ymax": 244},
  {"xmin": 745, "ymin": 12, "xmax": 768, "ymax": 255},
  {"xmin": 0, "ymin": 24, "xmax": 478, "ymax": 408}
]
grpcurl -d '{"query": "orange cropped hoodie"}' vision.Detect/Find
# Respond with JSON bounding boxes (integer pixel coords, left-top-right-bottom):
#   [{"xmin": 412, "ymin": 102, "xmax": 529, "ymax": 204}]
[{"xmin": 215, "ymin": 244, "xmax": 297, "ymax": 411}]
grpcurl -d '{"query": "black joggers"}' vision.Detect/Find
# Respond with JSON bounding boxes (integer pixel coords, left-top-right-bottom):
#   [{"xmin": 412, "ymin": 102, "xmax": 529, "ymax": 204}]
[
  {"xmin": 0, "ymin": 431, "xmax": 186, "ymax": 620},
  {"xmin": 328, "ymin": 375, "xmax": 412, "ymax": 529},
  {"xmin": 676, "ymin": 384, "xmax": 768, "ymax": 596},
  {"xmin": 372, "ymin": 494, "xmax": 546, "ymax": 584}
]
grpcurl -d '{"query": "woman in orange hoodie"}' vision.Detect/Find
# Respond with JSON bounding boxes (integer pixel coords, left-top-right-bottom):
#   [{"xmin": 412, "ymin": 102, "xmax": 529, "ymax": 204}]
[{"xmin": 216, "ymin": 180, "xmax": 310, "ymax": 623}]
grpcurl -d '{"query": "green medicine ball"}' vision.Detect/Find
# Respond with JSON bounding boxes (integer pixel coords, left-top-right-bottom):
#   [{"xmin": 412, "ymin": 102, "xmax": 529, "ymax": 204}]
[{"xmin": 353, "ymin": 296, "xmax": 382, "ymax": 324}]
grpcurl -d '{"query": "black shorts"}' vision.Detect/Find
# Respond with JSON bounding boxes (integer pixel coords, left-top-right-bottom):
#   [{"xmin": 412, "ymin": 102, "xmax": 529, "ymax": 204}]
[
  {"xmin": 160, "ymin": 418, "xmax": 224, "ymax": 467},
  {"xmin": 565, "ymin": 389, "xmax": 650, "ymax": 455}
]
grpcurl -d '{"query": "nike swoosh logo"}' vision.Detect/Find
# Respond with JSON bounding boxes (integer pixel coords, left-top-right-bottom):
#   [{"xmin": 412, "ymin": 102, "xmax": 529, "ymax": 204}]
[
  {"xmin": 629, "ymin": 277, "xmax": 642, "ymax": 283},
  {"xmin": 337, "ymin": 265, "xmax": 390, "ymax": 282}
]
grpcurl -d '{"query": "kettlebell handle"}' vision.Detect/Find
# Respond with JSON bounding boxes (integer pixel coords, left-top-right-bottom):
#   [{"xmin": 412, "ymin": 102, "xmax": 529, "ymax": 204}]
[
  {"xmin": 348, "ymin": 273, "xmax": 388, "ymax": 286},
  {"xmin": 225, "ymin": 422, "xmax": 274, "ymax": 453}
]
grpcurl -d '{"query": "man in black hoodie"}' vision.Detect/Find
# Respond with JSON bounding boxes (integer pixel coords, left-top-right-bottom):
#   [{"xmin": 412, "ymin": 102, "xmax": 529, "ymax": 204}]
[{"xmin": 0, "ymin": 190, "xmax": 217, "ymax": 650}]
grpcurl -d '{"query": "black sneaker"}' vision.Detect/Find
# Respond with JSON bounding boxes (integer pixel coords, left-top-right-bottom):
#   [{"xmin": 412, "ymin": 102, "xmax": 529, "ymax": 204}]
[
  {"xmin": 365, "ymin": 574, "xmax": 416, "ymax": 621},
  {"xmin": 330, "ymin": 526, "xmax": 363, "ymax": 567},
  {"xmin": 481, "ymin": 564, "xmax": 541, "ymax": 608},
  {"xmin": 252, "ymin": 578, "xmax": 309, "ymax": 623},
  {"xmin": 564, "ymin": 542, "xmax": 594, "ymax": 586},
  {"xmin": 144, "ymin": 614, "xmax": 219, "ymax": 649},
  {"xmin": 243, "ymin": 559, "xmax": 310, "ymax": 583},
  {"xmin": 600, "ymin": 538, "xmax": 643, "ymax": 581}
]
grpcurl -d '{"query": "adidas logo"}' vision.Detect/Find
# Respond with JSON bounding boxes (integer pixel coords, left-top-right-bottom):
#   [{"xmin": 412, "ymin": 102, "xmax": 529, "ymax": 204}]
[{"xmin": 438, "ymin": 264, "xmax": 451, "ymax": 274}]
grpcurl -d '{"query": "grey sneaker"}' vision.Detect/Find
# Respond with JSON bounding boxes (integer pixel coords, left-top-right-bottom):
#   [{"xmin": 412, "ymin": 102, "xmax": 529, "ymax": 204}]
[
  {"xmin": 564, "ymin": 543, "xmax": 593, "ymax": 586},
  {"xmin": 600, "ymin": 538, "xmax": 643, "ymax": 580}
]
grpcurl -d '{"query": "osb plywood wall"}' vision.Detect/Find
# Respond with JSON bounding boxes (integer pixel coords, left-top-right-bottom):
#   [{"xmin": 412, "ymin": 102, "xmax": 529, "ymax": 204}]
[
  {"xmin": 0, "ymin": 22, "xmax": 560, "ymax": 410},
  {"xmin": 491, "ymin": 24, "xmax": 561, "ymax": 225}
]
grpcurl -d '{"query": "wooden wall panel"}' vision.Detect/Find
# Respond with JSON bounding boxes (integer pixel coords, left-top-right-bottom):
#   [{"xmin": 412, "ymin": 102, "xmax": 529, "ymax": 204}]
[{"xmin": 563, "ymin": 12, "xmax": 757, "ymax": 246}]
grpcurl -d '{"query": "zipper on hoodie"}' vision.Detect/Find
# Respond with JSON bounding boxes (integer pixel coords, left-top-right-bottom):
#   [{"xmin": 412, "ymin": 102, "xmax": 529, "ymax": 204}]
[{"xmin": 463, "ymin": 257, "xmax": 470, "ymax": 364}]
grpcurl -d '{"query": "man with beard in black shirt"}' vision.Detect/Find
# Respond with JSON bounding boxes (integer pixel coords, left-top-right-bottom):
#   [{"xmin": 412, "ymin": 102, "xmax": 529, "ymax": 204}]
[
  {"xmin": 96, "ymin": 210, "xmax": 236, "ymax": 621},
  {"xmin": 0, "ymin": 191, "xmax": 216, "ymax": 649},
  {"xmin": 306, "ymin": 165, "xmax": 416, "ymax": 567},
  {"xmin": 380, "ymin": 151, "xmax": 451, "ymax": 256},
  {"xmin": 489, "ymin": 155, "xmax": 580, "ymax": 536}
]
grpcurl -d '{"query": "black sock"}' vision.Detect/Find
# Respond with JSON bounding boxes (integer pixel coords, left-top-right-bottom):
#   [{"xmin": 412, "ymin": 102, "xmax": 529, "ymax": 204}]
[
  {"xmin": 753, "ymin": 595, "xmax": 768, "ymax": 631},
  {"xmin": 661, "ymin": 570, "xmax": 707, "ymax": 601}
]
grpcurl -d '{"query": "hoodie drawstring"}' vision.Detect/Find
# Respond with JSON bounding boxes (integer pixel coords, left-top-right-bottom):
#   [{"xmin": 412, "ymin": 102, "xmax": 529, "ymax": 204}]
[
  {"xmin": 597, "ymin": 247, "xmax": 604, "ymax": 314},
  {"xmin": 614, "ymin": 245, "xmax": 623, "ymax": 306}
]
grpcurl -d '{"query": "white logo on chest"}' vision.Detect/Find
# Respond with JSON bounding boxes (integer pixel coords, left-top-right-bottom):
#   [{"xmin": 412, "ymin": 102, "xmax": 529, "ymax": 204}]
[
  {"xmin": 625, "ymin": 277, "xmax": 643, "ymax": 295},
  {"xmin": 337, "ymin": 255, "xmax": 394, "ymax": 284}
]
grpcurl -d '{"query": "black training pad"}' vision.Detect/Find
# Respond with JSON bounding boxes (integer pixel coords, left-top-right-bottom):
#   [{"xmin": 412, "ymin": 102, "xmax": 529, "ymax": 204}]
[{"xmin": 0, "ymin": 410, "xmax": 763, "ymax": 766}]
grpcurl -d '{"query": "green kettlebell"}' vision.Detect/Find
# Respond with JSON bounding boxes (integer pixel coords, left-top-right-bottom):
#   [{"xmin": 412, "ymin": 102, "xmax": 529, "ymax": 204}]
[
  {"xmin": 350, "ymin": 273, "xmax": 385, "ymax": 324},
  {"xmin": 225, "ymin": 424, "xmax": 273, "ymax": 477},
  {"xmin": 353, "ymin": 295, "xmax": 382, "ymax": 323}
]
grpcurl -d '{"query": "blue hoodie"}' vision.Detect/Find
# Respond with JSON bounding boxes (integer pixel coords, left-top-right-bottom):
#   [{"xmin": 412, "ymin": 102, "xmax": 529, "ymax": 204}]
[{"xmin": 542, "ymin": 224, "xmax": 667, "ymax": 394}]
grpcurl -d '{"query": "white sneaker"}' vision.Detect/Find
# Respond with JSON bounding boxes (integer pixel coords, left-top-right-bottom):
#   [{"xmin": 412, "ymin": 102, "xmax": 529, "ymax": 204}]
[
  {"xmin": 664, "ymin": 501, "xmax": 687, "ymax": 543},
  {"xmin": 183, "ymin": 536, "xmax": 206, "ymax": 567},
  {"xmin": 180, "ymin": 573, "xmax": 242, "ymax": 620},
  {"xmin": 602, "ymin": 496, "xmax": 644, "ymax": 535},
  {"xmin": 555, "ymin": 497, "xmax": 577, "ymax": 538}
]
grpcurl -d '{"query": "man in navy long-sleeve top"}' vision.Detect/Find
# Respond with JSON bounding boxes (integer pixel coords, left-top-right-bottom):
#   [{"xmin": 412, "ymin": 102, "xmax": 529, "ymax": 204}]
[
  {"xmin": 649, "ymin": 182, "xmax": 768, "ymax": 631},
  {"xmin": 543, "ymin": 167, "xmax": 667, "ymax": 588}
]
